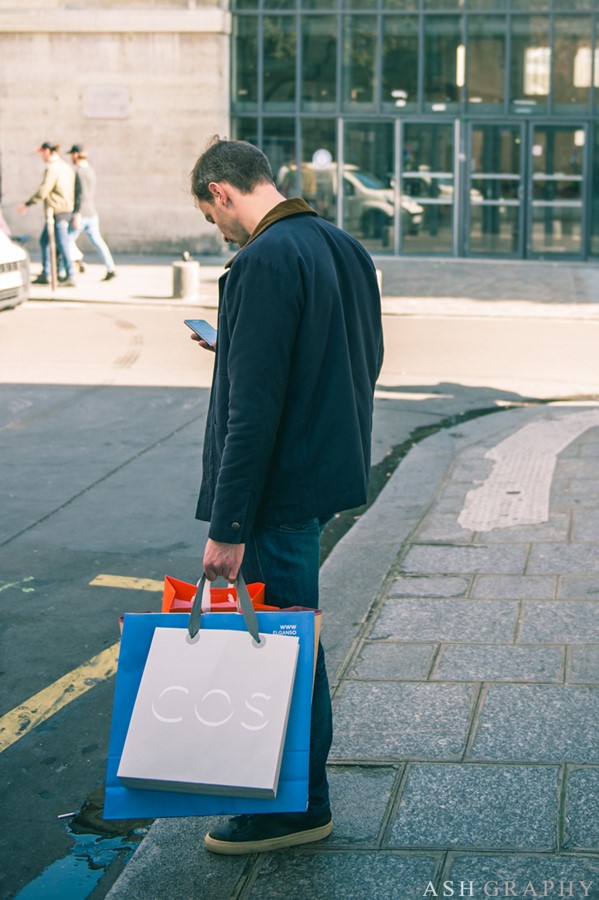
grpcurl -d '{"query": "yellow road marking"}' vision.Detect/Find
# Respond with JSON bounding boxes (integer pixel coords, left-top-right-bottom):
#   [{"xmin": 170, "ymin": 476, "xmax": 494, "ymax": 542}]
[
  {"xmin": 1, "ymin": 574, "xmax": 162, "ymax": 753},
  {"xmin": 0, "ymin": 643, "xmax": 119, "ymax": 754},
  {"xmin": 90, "ymin": 574, "xmax": 163, "ymax": 592}
]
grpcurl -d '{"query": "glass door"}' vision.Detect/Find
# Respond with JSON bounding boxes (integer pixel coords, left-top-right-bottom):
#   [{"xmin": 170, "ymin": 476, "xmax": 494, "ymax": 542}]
[
  {"xmin": 343, "ymin": 121, "xmax": 395, "ymax": 255},
  {"xmin": 467, "ymin": 123, "xmax": 524, "ymax": 257},
  {"xmin": 528, "ymin": 124, "xmax": 586, "ymax": 258},
  {"xmin": 401, "ymin": 122, "xmax": 455, "ymax": 255},
  {"xmin": 466, "ymin": 122, "xmax": 587, "ymax": 258}
]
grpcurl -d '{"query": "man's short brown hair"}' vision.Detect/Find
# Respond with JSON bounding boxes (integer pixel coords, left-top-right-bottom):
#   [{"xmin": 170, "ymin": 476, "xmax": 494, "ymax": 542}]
[{"xmin": 190, "ymin": 136, "xmax": 275, "ymax": 203}]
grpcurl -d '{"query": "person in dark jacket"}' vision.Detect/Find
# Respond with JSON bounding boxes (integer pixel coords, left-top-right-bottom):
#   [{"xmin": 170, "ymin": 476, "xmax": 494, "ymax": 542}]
[{"xmin": 190, "ymin": 137, "xmax": 383, "ymax": 855}]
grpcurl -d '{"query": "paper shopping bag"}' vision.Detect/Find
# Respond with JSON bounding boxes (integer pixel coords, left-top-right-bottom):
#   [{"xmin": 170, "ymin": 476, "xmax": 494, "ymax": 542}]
[
  {"xmin": 104, "ymin": 603, "xmax": 315, "ymax": 819},
  {"xmin": 117, "ymin": 624, "xmax": 298, "ymax": 798},
  {"xmin": 162, "ymin": 575, "xmax": 273, "ymax": 613}
]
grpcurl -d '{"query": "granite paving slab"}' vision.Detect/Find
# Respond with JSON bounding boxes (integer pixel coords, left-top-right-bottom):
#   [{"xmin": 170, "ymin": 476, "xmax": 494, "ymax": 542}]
[
  {"xmin": 560, "ymin": 577, "xmax": 599, "ymax": 599},
  {"xmin": 402, "ymin": 544, "xmax": 529, "ymax": 575},
  {"xmin": 389, "ymin": 575, "xmax": 471, "ymax": 598},
  {"xmin": 389, "ymin": 763, "xmax": 559, "ymax": 851},
  {"xmin": 472, "ymin": 574, "xmax": 558, "ymax": 600},
  {"xmin": 249, "ymin": 851, "xmax": 441, "ymax": 899},
  {"xmin": 447, "ymin": 854, "xmax": 599, "ymax": 900},
  {"xmin": 564, "ymin": 767, "xmax": 599, "ymax": 851},
  {"xmin": 331, "ymin": 682, "xmax": 475, "ymax": 760},
  {"xmin": 370, "ymin": 599, "xmax": 519, "ymax": 643},
  {"xmin": 573, "ymin": 509, "xmax": 599, "ymax": 542},
  {"xmin": 325, "ymin": 765, "xmax": 398, "ymax": 845},
  {"xmin": 432, "ymin": 644, "xmax": 564, "ymax": 683},
  {"xmin": 528, "ymin": 545, "xmax": 599, "ymax": 575},
  {"xmin": 471, "ymin": 685, "xmax": 599, "ymax": 762},
  {"xmin": 521, "ymin": 602, "xmax": 599, "ymax": 643},
  {"xmin": 348, "ymin": 642, "xmax": 436, "ymax": 680},
  {"xmin": 568, "ymin": 647, "xmax": 599, "ymax": 683}
]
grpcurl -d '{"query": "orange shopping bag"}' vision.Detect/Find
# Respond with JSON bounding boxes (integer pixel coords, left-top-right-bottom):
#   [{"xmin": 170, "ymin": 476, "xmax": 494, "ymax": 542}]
[{"xmin": 162, "ymin": 575, "xmax": 276, "ymax": 613}]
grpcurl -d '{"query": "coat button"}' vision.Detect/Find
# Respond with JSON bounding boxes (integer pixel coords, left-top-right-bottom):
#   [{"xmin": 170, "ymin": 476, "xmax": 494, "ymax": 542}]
[{"xmin": 231, "ymin": 522, "xmax": 240, "ymax": 531}]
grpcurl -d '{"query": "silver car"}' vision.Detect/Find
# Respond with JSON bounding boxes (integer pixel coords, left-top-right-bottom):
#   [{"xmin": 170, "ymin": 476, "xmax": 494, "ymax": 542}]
[{"xmin": 0, "ymin": 229, "xmax": 30, "ymax": 311}]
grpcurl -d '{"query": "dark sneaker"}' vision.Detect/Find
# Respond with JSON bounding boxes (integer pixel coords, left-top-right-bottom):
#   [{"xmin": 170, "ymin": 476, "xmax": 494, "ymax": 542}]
[
  {"xmin": 32, "ymin": 274, "xmax": 49, "ymax": 285},
  {"xmin": 204, "ymin": 810, "xmax": 333, "ymax": 855},
  {"xmin": 103, "ymin": 270, "xmax": 117, "ymax": 281}
]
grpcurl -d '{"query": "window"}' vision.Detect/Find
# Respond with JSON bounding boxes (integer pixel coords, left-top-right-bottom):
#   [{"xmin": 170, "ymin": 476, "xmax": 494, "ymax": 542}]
[
  {"xmin": 301, "ymin": 15, "xmax": 338, "ymax": 111},
  {"xmin": 233, "ymin": 16, "xmax": 258, "ymax": 110},
  {"xmin": 510, "ymin": 15, "xmax": 550, "ymax": 115},
  {"xmin": 382, "ymin": 15, "xmax": 419, "ymax": 113},
  {"xmin": 423, "ymin": 15, "xmax": 462, "ymax": 112},
  {"xmin": 263, "ymin": 16, "xmax": 296, "ymax": 110},
  {"xmin": 342, "ymin": 15, "xmax": 378, "ymax": 110},
  {"xmin": 466, "ymin": 16, "xmax": 506, "ymax": 112},
  {"xmin": 553, "ymin": 16, "xmax": 592, "ymax": 112}
]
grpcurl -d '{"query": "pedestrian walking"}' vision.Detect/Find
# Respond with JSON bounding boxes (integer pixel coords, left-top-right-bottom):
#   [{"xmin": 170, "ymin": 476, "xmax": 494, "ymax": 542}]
[
  {"xmin": 189, "ymin": 137, "xmax": 384, "ymax": 854},
  {"xmin": 17, "ymin": 141, "xmax": 76, "ymax": 286},
  {"xmin": 68, "ymin": 144, "xmax": 117, "ymax": 281}
]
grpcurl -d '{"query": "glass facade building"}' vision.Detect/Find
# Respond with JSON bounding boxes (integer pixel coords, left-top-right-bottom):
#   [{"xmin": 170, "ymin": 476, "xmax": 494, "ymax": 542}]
[{"xmin": 231, "ymin": 0, "xmax": 599, "ymax": 259}]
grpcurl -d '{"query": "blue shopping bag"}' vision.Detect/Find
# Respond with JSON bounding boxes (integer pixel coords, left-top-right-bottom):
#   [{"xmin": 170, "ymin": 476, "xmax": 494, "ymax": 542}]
[{"xmin": 103, "ymin": 576, "xmax": 314, "ymax": 819}]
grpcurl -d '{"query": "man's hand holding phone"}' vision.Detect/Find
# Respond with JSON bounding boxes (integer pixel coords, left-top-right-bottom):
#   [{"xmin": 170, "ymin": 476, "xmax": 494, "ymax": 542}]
[{"xmin": 185, "ymin": 319, "xmax": 217, "ymax": 352}]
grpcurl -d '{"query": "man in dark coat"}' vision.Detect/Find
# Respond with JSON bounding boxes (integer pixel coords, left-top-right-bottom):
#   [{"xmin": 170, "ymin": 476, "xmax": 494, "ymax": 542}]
[{"xmin": 190, "ymin": 137, "xmax": 383, "ymax": 854}]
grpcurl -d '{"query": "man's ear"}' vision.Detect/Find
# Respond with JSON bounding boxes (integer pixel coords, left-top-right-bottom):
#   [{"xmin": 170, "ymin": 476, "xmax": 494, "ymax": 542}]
[{"xmin": 208, "ymin": 182, "xmax": 228, "ymax": 205}]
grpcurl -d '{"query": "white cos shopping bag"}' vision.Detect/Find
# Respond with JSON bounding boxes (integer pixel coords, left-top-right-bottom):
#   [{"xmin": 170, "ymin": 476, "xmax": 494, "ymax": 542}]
[{"xmin": 117, "ymin": 615, "xmax": 299, "ymax": 799}]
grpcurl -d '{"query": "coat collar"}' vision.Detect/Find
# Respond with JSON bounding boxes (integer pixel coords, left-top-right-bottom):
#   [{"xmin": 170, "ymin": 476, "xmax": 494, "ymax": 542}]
[{"xmin": 224, "ymin": 198, "xmax": 317, "ymax": 269}]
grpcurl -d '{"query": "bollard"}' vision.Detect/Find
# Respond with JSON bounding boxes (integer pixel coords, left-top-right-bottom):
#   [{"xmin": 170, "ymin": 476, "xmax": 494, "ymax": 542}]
[{"xmin": 172, "ymin": 255, "xmax": 200, "ymax": 300}]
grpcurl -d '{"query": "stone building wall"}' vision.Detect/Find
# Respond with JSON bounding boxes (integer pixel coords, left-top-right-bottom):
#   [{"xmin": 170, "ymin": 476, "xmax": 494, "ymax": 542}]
[{"xmin": 0, "ymin": 1, "xmax": 230, "ymax": 253}]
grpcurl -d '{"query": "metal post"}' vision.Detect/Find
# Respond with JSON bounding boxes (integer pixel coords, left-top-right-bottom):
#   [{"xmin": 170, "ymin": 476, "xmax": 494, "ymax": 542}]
[
  {"xmin": 172, "ymin": 253, "xmax": 200, "ymax": 300},
  {"xmin": 46, "ymin": 208, "xmax": 58, "ymax": 292}
]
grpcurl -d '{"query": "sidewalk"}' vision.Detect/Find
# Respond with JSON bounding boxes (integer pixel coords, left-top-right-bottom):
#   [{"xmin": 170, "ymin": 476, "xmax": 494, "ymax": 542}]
[
  {"xmin": 105, "ymin": 400, "xmax": 599, "ymax": 900},
  {"xmin": 27, "ymin": 252, "xmax": 597, "ymax": 898},
  {"xmin": 26, "ymin": 254, "xmax": 599, "ymax": 319}
]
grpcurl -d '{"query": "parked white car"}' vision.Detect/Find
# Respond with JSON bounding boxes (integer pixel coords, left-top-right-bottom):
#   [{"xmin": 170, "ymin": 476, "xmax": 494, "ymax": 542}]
[
  {"xmin": 0, "ymin": 229, "xmax": 30, "ymax": 311},
  {"xmin": 278, "ymin": 163, "xmax": 424, "ymax": 241}
]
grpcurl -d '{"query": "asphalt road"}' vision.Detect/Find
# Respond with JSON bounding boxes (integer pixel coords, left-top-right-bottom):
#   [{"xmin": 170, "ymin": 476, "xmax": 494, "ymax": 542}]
[{"xmin": 1, "ymin": 297, "xmax": 598, "ymax": 899}]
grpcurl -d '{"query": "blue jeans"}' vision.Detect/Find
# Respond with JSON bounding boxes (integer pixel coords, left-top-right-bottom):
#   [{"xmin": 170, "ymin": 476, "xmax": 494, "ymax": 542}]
[
  {"xmin": 70, "ymin": 215, "xmax": 115, "ymax": 270},
  {"xmin": 40, "ymin": 215, "xmax": 75, "ymax": 278},
  {"xmin": 241, "ymin": 517, "xmax": 333, "ymax": 815}
]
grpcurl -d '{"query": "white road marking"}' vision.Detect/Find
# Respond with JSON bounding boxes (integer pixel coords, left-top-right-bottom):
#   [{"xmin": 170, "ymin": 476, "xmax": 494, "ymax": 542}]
[{"xmin": 458, "ymin": 409, "xmax": 599, "ymax": 532}]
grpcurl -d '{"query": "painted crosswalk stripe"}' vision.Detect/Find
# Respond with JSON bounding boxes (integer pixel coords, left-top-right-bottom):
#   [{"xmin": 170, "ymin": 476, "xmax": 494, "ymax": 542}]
[{"xmin": 0, "ymin": 643, "xmax": 119, "ymax": 754}]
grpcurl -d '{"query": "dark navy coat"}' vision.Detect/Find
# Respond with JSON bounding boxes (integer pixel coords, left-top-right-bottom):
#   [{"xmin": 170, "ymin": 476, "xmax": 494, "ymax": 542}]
[{"xmin": 196, "ymin": 201, "xmax": 384, "ymax": 544}]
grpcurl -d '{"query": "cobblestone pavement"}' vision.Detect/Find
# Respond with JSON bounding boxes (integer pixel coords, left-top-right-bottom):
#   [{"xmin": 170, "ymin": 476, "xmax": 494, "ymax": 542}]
[
  {"xmin": 375, "ymin": 257, "xmax": 599, "ymax": 305},
  {"xmin": 107, "ymin": 401, "xmax": 599, "ymax": 900}
]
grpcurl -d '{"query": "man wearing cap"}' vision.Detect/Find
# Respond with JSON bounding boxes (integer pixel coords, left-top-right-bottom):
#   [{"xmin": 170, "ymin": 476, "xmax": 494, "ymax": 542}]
[
  {"xmin": 68, "ymin": 144, "xmax": 117, "ymax": 282},
  {"xmin": 17, "ymin": 142, "xmax": 77, "ymax": 286}
]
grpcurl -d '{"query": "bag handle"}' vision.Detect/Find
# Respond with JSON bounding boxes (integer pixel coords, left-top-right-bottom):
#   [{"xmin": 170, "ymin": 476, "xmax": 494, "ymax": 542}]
[{"xmin": 188, "ymin": 572, "xmax": 261, "ymax": 644}]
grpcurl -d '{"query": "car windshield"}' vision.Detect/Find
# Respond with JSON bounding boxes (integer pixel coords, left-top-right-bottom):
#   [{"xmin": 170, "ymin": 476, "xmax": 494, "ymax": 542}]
[{"xmin": 352, "ymin": 171, "xmax": 389, "ymax": 191}]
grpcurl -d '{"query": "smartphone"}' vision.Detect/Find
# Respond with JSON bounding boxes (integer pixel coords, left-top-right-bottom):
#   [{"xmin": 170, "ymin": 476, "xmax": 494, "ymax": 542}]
[{"xmin": 184, "ymin": 319, "xmax": 217, "ymax": 348}]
